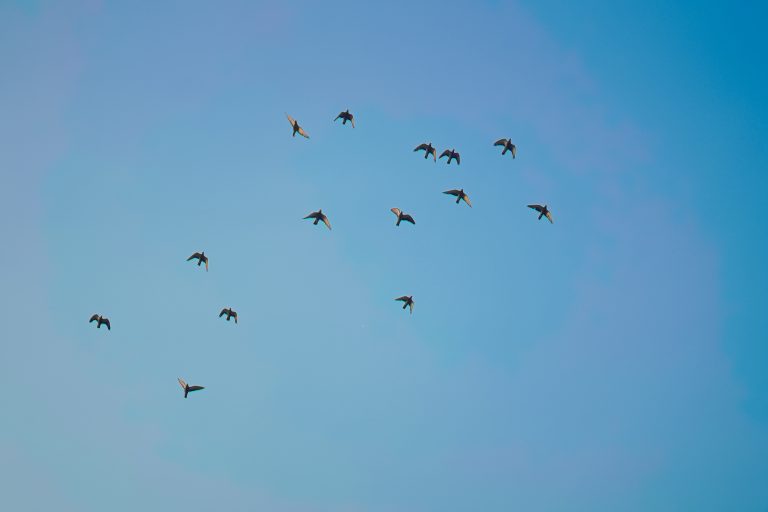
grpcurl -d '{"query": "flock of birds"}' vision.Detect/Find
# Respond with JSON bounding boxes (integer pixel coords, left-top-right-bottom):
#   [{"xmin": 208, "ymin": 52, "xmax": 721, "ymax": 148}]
[{"xmin": 88, "ymin": 109, "xmax": 554, "ymax": 399}]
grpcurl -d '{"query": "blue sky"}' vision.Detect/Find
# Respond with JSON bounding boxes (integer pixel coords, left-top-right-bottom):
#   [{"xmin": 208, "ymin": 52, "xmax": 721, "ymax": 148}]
[{"xmin": 1, "ymin": 1, "xmax": 767, "ymax": 510}]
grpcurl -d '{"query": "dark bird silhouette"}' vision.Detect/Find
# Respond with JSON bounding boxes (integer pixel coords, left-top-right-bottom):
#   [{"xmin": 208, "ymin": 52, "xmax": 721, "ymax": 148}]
[
  {"xmin": 414, "ymin": 142, "xmax": 437, "ymax": 161},
  {"xmin": 178, "ymin": 378, "xmax": 205, "ymax": 399},
  {"xmin": 219, "ymin": 307, "xmax": 238, "ymax": 324},
  {"xmin": 439, "ymin": 148, "xmax": 460, "ymax": 165},
  {"xmin": 527, "ymin": 204, "xmax": 553, "ymax": 223},
  {"xmin": 494, "ymin": 138, "xmax": 517, "ymax": 158},
  {"xmin": 395, "ymin": 295, "xmax": 415, "ymax": 314},
  {"xmin": 286, "ymin": 113, "xmax": 309, "ymax": 138},
  {"xmin": 303, "ymin": 209, "xmax": 332, "ymax": 230},
  {"xmin": 89, "ymin": 314, "xmax": 110, "ymax": 330},
  {"xmin": 391, "ymin": 208, "xmax": 415, "ymax": 226},
  {"xmin": 334, "ymin": 109, "xmax": 355, "ymax": 128},
  {"xmin": 187, "ymin": 251, "xmax": 209, "ymax": 271},
  {"xmin": 443, "ymin": 189, "xmax": 472, "ymax": 207}
]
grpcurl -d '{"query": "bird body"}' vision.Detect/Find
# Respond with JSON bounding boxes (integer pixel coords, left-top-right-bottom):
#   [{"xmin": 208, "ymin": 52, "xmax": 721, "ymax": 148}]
[
  {"xmin": 89, "ymin": 314, "xmax": 110, "ymax": 330},
  {"xmin": 527, "ymin": 204, "xmax": 553, "ymax": 223},
  {"xmin": 494, "ymin": 138, "xmax": 517, "ymax": 158},
  {"xmin": 395, "ymin": 295, "xmax": 415, "ymax": 314},
  {"xmin": 334, "ymin": 109, "xmax": 355, "ymax": 127},
  {"xmin": 414, "ymin": 142, "xmax": 437, "ymax": 161},
  {"xmin": 391, "ymin": 208, "xmax": 415, "ymax": 226},
  {"xmin": 443, "ymin": 189, "xmax": 472, "ymax": 207},
  {"xmin": 219, "ymin": 307, "xmax": 238, "ymax": 323},
  {"xmin": 303, "ymin": 209, "xmax": 332, "ymax": 230},
  {"xmin": 178, "ymin": 378, "xmax": 205, "ymax": 399},
  {"xmin": 187, "ymin": 251, "xmax": 208, "ymax": 271},
  {"xmin": 286, "ymin": 113, "xmax": 309, "ymax": 138},
  {"xmin": 439, "ymin": 148, "xmax": 460, "ymax": 165}
]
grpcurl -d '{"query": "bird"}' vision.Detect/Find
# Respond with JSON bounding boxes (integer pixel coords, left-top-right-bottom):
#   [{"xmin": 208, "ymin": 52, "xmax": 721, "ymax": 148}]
[
  {"xmin": 494, "ymin": 138, "xmax": 517, "ymax": 158},
  {"xmin": 187, "ymin": 251, "xmax": 209, "ymax": 271},
  {"xmin": 414, "ymin": 142, "xmax": 437, "ymax": 161},
  {"xmin": 219, "ymin": 307, "xmax": 238, "ymax": 324},
  {"xmin": 439, "ymin": 148, "xmax": 460, "ymax": 165},
  {"xmin": 178, "ymin": 378, "xmax": 205, "ymax": 399},
  {"xmin": 391, "ymin": 208, "xmax": 415, "ymax": 226},
  {"xmin": 334, "ymin": 109, "xmax": 355, "ymax": 128},
  {"xmin": 89, "ymin": 314, "xmax": 110, "ymax": 330},
  {"xmin": 443, "ymin": 189, "xmax": 472, "ymax": 207},
  {"xmin": 527, "ymin": 204, "xmax": 553, "ymax": 223},
  {"xmin": 395, "ymin": 295, "xmax": 415, "ymax": 314},
  {"xmin": 286, "ymin": 113, "xmax": 309, "ymax": 138},
  {"xmin": 303, "ymin": 209, "xmax": 332, "ymax": 230}
]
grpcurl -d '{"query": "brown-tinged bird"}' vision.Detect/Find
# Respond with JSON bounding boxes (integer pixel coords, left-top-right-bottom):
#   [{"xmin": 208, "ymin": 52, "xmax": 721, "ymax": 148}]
[
  {"xmin": 219, "ymin": 307, "xmax": 238, "ymax": 324},
  {"xmin": 89, "ymin": 314, "xmax": 111, "ymax": 330},
  {"xmin": 414, "ymin": 142, "xmax": 437, "ymax": 161},
  {"xmin": 286, "ymin": 113, "xmax": 309, "ymax": 138},
  {"xmin": 494, "ymin": 138, "xmax": 517, "ymax": 158},
  {"xmin": 178, "ymin": 378, "xmax": 205, "ymax": 399},
  {"xmin": 303, "ymin": 209, "xmax": 332, "ymax": 230},
  {"xmin": 443, "ymin": 189, "xmax": 472, "ymax": 207},
  {"xmin": 334, "ymin": 109, "xmax": 355, "ymax": 127},
  {"xmin": 439, "ymin": 148, "xmax": 460, "ymax": 165},
  {"xmin": 187, "ymin": 251, "xmax": 209, "ymax": 271},
  {"xmin": 527, "ymin": 204, "xmax": 553, "ymax": 223},
  {"xmin": 395, "ymin": 295, "xmax": 415, "ymax": 314},
  {"xmin": 391, "ymin": 208, "xmax": 415, "ymax": 226}
]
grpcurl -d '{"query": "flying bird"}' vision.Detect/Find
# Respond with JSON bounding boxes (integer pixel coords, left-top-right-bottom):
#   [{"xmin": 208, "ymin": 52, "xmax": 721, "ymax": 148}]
[
  {"xmin": 187, "ymin": 251, "xmax": 209, "ymax": 271},
  {"xmin": 391, "ymin": 208, "xmax": 415, "ymax": 226},
  {"xmin": 439, "ymin": 148, "xmax": 460, "ymax": 165},
  {"xmin": 178, "ymin": 378, "xmax": 205, "ymax": 399},
  {"xmin": 334, "ymin": 109, "xmax": 355, "ymax": 128},
  {"xmin": 527, "ymin": 204, "xmax": 553, "ymax": 223},
  {"xmin": 89, "ymin": 314, "xmax": 110, "ymax": 330},
  {"xmin": 303, "ymin": 209, "xmax": 332, "ymax": 230},
  {"xmin": 414, "ymin": 142, "xmax": 437, "ymax": 161},
  {"xmin": 286, "ymin": 113, "xmax": 309, "ymax": 138},
  {"xmin": 395, "ymin": 295, "xmax": 415, "ymax": 314},
  {"xmin": 219, "ymin": 307, "xmax": 238, "ymax": 324},
  {"xmin": 494, "ymin": 138, "xmax": 517, "ymax": 158},
  {"xmin": 443, "ymin": 189, "xmax": 472, "ymax": 207}
]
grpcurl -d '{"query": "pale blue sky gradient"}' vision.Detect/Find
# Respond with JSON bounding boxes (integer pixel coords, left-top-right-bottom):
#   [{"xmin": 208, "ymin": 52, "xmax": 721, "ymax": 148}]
[{"xmin": 1, "ymin": 1, "xmax": 767, "ymax": 511}]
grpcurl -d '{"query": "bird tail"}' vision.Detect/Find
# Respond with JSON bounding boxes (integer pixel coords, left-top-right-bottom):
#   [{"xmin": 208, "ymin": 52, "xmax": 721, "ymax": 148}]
[
  {"xmin": 539, "ymin": 212, "xmax": 544, "ymax": 220},
  {"xmin": 184, "ymin": 389, "xmax": 189, "ymax": 398},
  {"xmin": 402, "ymin": 302, "xmax": 407, "ymax": 309},
  {"xmin": 502, "ymin": 147, "xmax": 507, "ymax": 155},
  {"xmin": 396, "ymin": 218, "xmax": 401, "ymax": 226},
  {"xmin": 456, "ymin": 196, "xmax": 461, "ymax": 204},
  {"xmin": 314, "ymin": 218, "xmax": 319, "ymax": 225}
]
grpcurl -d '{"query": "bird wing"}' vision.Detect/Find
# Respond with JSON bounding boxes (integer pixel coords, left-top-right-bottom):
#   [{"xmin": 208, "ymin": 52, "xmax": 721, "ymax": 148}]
[
  {"xmin": 401, "ymin": 214, "xmax": 415, "ymax": 224},
  {"xmin": 204, "ymin": 258, "xmax": 209, "ymax": 271},
  {"xmin": 528, "ymin": 204, "xmax": 544, "ymax": 213},
  {"xmin": 439, "ymin": 149, "xmax": 451, "ymax": 159},
  {"xmin": 462, "ymin": 194, "xmax": 472, "ymax": 207},
  {"xmin": 545, "ymin": 211, "xmax": 554, "ymax": 224},
  {"xmin": 334, "ymin": 112, "xmax": 342, "ymax": 122},
  {"xmin": 187, "ymin": 385, "xmax": 204, "ymax": 392},
  {"xmin": 89, "ymin": 314, "xmax": 99, "ymax": 323},
  {"xmin": 187, "ymin": 252, "xmax": 201, "ymax": 261},
  {"xmin": 494, "ymin": 138, "xmax": 508, "ymax": 147},
  {"xmin": 395, "ymin": 296, "xmax": 409, "ymax": 302},
  {"xmin": 297, "ymin": 125, "xmax": 309, "ymax": 138},
  {"xmin": 304, "ymin": 212, "xmax": 319, "ymax": 220},
  {"xmin": 443, "ymin": 189, "xmax": 461, "ymax": 197},
  {"xmin": 286, "ymin": 113, "xmax": 296, "ymax": 126},
  {"xmin": 178, "ymin": 378, "xmax": 187, "ymax": 390},
  {"xmin": 349, "ymin": 115, "xmax": 355, "ymax": 128},
  {"xmin": 511, "ymin": 144, "xmax": 516, "ymax": 158},
  {"xmin": 409, "ymin": 301, "xmax": 414, "ymax": 314},
  {"xmin": 428, "ymin": 147, "xmax": 436, "ymax": 161},
  {"xmin": 455, "ymin": 152, "xmax": 460, "ymax": 165},
  {"xmin": 321, "ymin": 214, "xmax": 332, "ymax": 230},
  {"xmin": 414, "ymin": 143, "xmax": 428, "ymax": 152},
  {"xmin": 103, "ymin": 318, "xmax": 111, "ymax": 330},
  {"xmin": 390, "ymin": 208, "xmax": 402, "ymax": 217},
  {"xmin": 219, "ymin": 309, "xmax": 228, "ymax": 317}
]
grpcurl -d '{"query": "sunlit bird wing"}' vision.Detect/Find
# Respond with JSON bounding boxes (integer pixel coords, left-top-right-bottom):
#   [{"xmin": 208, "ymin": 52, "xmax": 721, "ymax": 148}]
[
  {"xmin": 286, "ymin": 113, "xmax": 296, "ymax": 126},
  {"xmin": 390, "ymin": 208, "xmax": 402, "ymax": 217},
  {"xmin": 545, "ymin": 211, "xmax": 554, "ymax": 223},
  {"xmin": 321, "ymin": 215, "xmax": 332, "ymax": 230},
  {"xmin": 178, "ymin": 378, "xmax": 187, "ymax": 390},
  {"xmin": 297, "ymin": 125, "xmax": 309, "ymax": 138},
  {"xmin": 462, "ymin": 194, "xmax": 472, "ymax": 207}
]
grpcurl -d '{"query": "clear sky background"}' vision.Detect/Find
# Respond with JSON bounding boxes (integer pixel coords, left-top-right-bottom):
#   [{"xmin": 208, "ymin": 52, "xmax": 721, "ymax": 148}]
[{"xmin": 1, "ymin": 1, "xmax": 767, "ymax": 511}]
